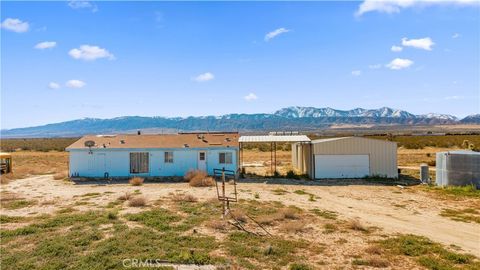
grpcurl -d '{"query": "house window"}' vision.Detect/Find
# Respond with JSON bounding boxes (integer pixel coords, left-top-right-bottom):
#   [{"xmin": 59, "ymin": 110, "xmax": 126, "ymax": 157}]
[
  {"xmin": 164, "ymin": 151, "xmax": 174, "ymax": 163},
  {"xmin": 219, "ymin": 152, "xmax": 232, "ymax": 164},
  {"xmin": 199, "ymin": 152, "xmax": 205, "ymax": 161},
  {"xmin": 130, "ymin": 152, "xmax": 149, "ymax": 173}
]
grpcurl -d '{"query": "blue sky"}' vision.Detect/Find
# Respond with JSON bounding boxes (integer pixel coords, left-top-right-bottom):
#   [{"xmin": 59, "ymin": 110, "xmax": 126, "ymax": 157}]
[{"xmin": 1, "ymin": 1, "xmax": 479, "ymax": 129}]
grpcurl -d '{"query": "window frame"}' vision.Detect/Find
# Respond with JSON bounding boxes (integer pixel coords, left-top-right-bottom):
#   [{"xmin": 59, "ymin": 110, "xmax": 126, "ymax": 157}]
[
  {"xmin": 164, "ymin": 151, "xmax": 174, "ymax": 163},
  {"xmin": 130, "ymin": 152, "xmax": 149, "ymax": 174},
  {"xmin": 219, "ymin": 152, "xmax": 232, "ymax": 164}
]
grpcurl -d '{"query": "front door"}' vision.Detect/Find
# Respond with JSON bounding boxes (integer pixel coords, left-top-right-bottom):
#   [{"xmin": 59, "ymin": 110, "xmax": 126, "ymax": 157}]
[{"xmin": 198, "ymin": 151, "xmax": 207, "ymax": 171}]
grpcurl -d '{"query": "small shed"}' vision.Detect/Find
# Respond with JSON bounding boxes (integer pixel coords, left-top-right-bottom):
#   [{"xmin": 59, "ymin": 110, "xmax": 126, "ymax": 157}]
[
  {"xmin": 436, "ymin": 150, "xmax": 480, "ymax": 188},
  {"xmin": 293, "ymin": 137, "xmax": 398, "ymax": 179}
]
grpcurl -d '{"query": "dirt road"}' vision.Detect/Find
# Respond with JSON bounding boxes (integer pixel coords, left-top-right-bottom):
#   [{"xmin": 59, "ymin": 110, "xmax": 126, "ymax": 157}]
[{"xmin": 2, "ymin": 175, "xmax": 479, "ymax": 256}]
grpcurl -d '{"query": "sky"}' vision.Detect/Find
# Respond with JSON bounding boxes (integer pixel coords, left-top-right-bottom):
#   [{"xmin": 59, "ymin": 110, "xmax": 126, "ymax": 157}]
[{"xmin": 1, "ymin": 0, "xmax": 479, "ymax": 129}]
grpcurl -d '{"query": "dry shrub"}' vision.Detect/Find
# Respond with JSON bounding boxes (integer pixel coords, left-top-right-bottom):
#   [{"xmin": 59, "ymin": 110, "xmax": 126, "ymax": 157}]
[
  {"xmin": 129, "ymin": 177, "xmax": 144, "ymax": 186},
  {"xmin": 1, "ymin": 176, "xmax": 9, "ymax": 184},
  {"xmin": 185, "ymin": 170, "xmax": 215, "ymax": 187},
  {"xmin": 0, "ymin": 192, "xmax": 19, "ymax": 202},
  {"xmin": 118, "ymin": 192, "xmax": 131, "ymax": 201},
  {"xmin": 365, "ymin": 257, "xmax": 390, "ymax": 267},
  {"xmin": 257, "ymin": 207, "xmax": 299, "ymax": 225},
  {"xmin": 53, "ymin": 171, "xmax": 68, "ymax": 180},
  {"xmin": 348, "ymin": 219, "xmax": 369, "ymax": 232},
  {"xmin": 207, "ymin": 220, "xmax": 228, "ymax": 231},
  {"xmin": 40, "ymin": 200, "xmax": 56, "ymax": 206},
  {"xmin": 128, "ymin": 196, "xmax": 147, "ymax": 207},
  {"xmin": 280, "ymin": 221, "xmax": 306, "ymax": 233},
  {"xmin": 231, "ymin": 209, "xmax": 248, "ymax": 223},
  {"xmin": 257, "ymin": 214, "xmax": 277, "ymax": 225},
  {"xmin": 281, "ymin": 208, "xmax": 299, "ymax": 219},
  {"xmin": 171, "ymin": 193, "xmax": 198, "ymax": 203},
  {"xmin": 365, "ymin": 245, "xmax": 383, "ymax": 255}
]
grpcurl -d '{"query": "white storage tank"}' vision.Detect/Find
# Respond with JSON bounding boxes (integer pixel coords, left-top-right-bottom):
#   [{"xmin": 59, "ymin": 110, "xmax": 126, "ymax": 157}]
[{"xmin": 436, "ymin": 151, "xmax": 480, "ymax": 188}]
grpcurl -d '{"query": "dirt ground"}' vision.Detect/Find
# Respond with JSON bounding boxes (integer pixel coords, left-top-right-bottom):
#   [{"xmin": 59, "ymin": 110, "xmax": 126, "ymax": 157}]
[{"xmin": 2, "ymin": 174, "xmax": 479, "ymax": 258}]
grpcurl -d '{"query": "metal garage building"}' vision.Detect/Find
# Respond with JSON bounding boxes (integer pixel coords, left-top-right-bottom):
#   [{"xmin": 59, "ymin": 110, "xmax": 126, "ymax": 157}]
[{"xmin": 292, "ymin": 137, "xmax": 398, "ymax": 179}]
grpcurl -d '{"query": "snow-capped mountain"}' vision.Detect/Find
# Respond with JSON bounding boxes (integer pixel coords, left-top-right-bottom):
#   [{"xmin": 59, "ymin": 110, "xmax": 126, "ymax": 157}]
[
  {"xmin": 274, "ymin": 106, "xmax": 449, "ymax": 119},
  {"xmin": 1, "ymin": 106, "xmax": 475, "ymax": 138}
]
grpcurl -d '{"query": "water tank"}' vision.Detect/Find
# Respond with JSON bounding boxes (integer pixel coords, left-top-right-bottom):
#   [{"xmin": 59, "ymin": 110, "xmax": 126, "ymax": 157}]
[
  {"xmin": 420, "ymin": 164, "xmax": 429, "ymax": 184},
  {"xmin": 436, "ymin": 151, "xmax": 480, "ymax": 188}
]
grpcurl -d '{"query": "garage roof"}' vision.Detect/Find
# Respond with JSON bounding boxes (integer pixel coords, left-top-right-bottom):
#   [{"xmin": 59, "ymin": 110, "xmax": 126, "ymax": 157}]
[{"xmin": 239, "ymin": 135, "xmax": 311, "ymax": 143}]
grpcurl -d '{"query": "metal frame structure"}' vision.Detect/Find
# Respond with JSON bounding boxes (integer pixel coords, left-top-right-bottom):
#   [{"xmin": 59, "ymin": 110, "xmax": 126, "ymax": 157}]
[
  {"xmin": 238, "ymin": 133, "xmax": 311, "ymax": 175},
  {"xmin": 213, "ymin": 168, "xmax": 237, "ymax": 218}
]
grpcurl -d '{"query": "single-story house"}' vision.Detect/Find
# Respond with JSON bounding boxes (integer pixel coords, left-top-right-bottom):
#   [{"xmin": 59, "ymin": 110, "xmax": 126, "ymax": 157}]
[
  {"xmin": 292, "ymin": 137, "xmax": 398, "ymax": 179},
  {"xmin": 66, "ymin": 132, "xmax": 239, "ymax": 178}
]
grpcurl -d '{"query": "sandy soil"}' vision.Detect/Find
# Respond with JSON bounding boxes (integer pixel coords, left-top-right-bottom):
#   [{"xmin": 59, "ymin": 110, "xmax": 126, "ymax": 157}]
[{"xmin": 2, "ymin": 175, "xmax": 479, "ymax": 257}]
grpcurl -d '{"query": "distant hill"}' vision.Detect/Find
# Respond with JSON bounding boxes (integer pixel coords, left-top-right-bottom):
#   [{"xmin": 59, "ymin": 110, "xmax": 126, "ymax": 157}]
[
  {"xmin": 460, "ymin": 114, "xmax": 480, "ymax": 124},
  {"xmin": 1, "ymin": 106, "xmax": 478, "ymax": 138}
]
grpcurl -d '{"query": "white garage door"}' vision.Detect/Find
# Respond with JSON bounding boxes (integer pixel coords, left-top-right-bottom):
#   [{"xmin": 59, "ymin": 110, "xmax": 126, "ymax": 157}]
[{"xmin": 315, "ymin": 155, "xmax": 370, "ymax": 179}]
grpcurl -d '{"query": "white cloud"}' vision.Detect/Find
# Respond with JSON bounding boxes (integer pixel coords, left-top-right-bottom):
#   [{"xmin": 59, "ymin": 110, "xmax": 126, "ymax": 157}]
[
  {"xmin": 1, "ymin": 18, "xmax": 29, "ymax": 33},
  {"xmin": 368, "ymin": 64, "xmax": 382, "ymax": 69},
  {"xmin": 69, "ymin": 45, "xmax": 115, "ymax": 61},
  {"xmin": 391, "ymin": 45, "xmax": 403, "ymax": 52},
  {"xmin": 444, "ymin": 95, "xmax": 464, "ymax": 100},
  {"xmin": 386, "ymin": 58, "xmax": 414, "ymax": 70},
  {"xmin": 265, "ymin": 28, "xmax": 290, "ymax": 41},
  {"xmin": 193, "ymin": 72, "xmax": 214, "ymax": 82},
  {"xmin": 401, "ymin": 37, "xmax": 434, "ymax": 51},
  {"xmin": 66, "ymin": 80, "xmax": 86, "ymax": 88},
  {"xmin": 48, "ymin": 82, "xmax": 61, "ymax": 89},
  {"xmin": 68, "ymin": 1, "xmax": 98, "ymax": 12},
  {"xmin": 351, "ymin": 70, "xmax": 362, "ymax": 76},
  {"xmin": 452, "ymin": 33, "xmax": 461, "ymax": 39},
  {"xmin": 34, "ymin": 41, "xmax": 57, "ymax": 50},
  {"xmin": 355, "ymin": 0, "xmax": 478, "ymax": 16},
  {"xmin": 244, "ymin": 93, "xmax": 258, "ymax": 101}
]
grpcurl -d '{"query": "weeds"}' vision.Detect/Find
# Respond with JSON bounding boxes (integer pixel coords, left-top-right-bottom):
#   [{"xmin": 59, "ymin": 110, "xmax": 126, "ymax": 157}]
[
  {"xmin": 440, "ymin": 208, "xmax": 480, "ymax": 224},
  {"xmin": 310, "ymin": 208, "xmax": 337, "ymax": 220},
  {"xmin": 129, "ymin": 177, "xmax": 144, "ymax": 186},
  {"xmin": 171, "ymin": 193, "xmax": 198, "ymax": 203},
  {"xmin": 185, "ymin": 170, "xmax": 215, "ymax": 187},
  {"xmin": 272, "ymin": 188, "xmax": 289, "ymax": 195},
  {"xmin": 379, "ymin": 234, "xmax": 478, "ymax": 269},
  {"xmin": 128, "ymin": 196, "xmax": 147, "ymax": 207}
]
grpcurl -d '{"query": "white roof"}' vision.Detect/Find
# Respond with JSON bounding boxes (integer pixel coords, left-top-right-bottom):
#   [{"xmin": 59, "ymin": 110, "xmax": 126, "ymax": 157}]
[{"xmin": 239, "ymin": 135, "xmax": 311, "ymax": 143}]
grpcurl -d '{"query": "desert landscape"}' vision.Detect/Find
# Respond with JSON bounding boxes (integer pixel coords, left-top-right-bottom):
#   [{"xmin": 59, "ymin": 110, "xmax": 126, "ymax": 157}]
[{"xmin": 1, "ymin": 135, "xmax": 479, "ymax": 269}]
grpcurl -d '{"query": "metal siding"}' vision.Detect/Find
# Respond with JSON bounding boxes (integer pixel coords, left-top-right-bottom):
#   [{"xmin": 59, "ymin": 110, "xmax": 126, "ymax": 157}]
[
  {"xmin": 69, "ymin": 148, "xmax": 238, "ymax": 177},
  {"xmin": 312, "ymin": 137, "xmax": 397, "ymax": 178}
]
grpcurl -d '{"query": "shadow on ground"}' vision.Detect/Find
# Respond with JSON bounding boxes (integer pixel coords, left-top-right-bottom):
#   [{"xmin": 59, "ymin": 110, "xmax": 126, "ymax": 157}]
[{"xmin": 70, "ymin": 174, "xmax": 421, "ymax": 187}]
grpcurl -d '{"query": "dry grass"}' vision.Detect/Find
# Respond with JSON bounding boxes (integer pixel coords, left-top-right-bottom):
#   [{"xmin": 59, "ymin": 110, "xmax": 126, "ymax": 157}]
[
  {"xmin": 257, "ymin": 208, "xmax": 299, "ymax": 225},
  {"xmin": 171, "ymin": 193, "xmax": 198, "ymax": 202},
  {"xmin": 129, "ymin": 177, "xmax": 144, "ymax": 186},
  {"xmin": 280, "ymin": 221, "xmax": 306, "ymax": 233},
  {"xmin": 0, "ymin": 192, "xmax": 20, "ymax": 203},
  {"xmin": 353, "ymin": 257, "xmax": 390, "ymax": 267},
  {"xmin": 185, "ymin": 170, "xmax": 215, "ymax": 187},
  {"xmin": 206, "ymin": 220, "xmax": 228, "ymax": 231},
  {"xmin": 365, "ymin": 245, "xmax": 383, "ymax": 255},
  {"xmin": 53, "ymin": 171, "xmax": 68, "ymax": 180},
  {"xmin": 128, "ymin": 196, "xmax": 147, "ymax": 207},
  {"xmin": 348, "ymin": 219, "xmax": 369, "ymax": 232},
  {"xmin": 117, "ymin": 192, "xmax": 131, "ymax": 201},
  {"xmin": 231, "ymin": 209, "xmax": 248, "ymax": 223},
  {"xmin": 1, "ymin": 151, "xmax": 68, "ymax": 181}
]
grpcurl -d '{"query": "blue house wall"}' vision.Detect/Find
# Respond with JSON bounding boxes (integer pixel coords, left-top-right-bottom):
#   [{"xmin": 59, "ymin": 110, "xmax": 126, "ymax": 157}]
[{"xmin": 68, "ymin": 147, "xmax": 238, "ymax": 177}]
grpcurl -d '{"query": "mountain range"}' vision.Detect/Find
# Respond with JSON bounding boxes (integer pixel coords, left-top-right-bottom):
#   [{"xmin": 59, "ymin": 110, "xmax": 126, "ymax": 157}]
[{"xmin": 1, "ymin": 107, "xmax": 478, "ymax": 138}]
